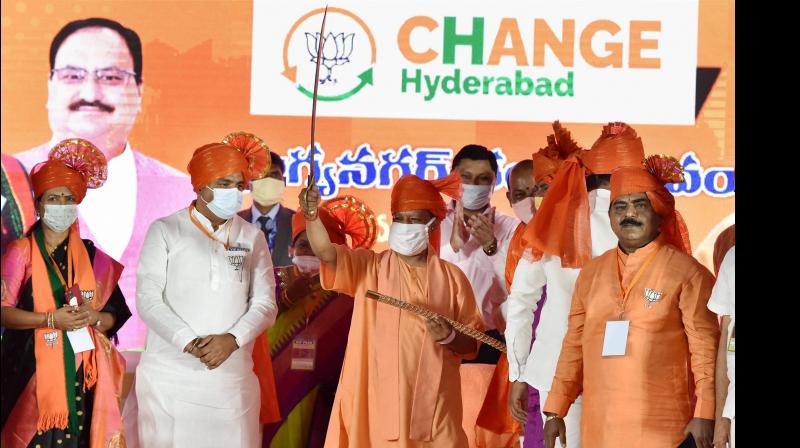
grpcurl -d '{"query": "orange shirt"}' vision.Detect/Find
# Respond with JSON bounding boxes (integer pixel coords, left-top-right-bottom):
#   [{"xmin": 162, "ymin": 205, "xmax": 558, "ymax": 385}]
[
  {"xmin": 321, "ymin": 244, "xmax": 483, "ymax": 447},
  {"xmin": 544, "ymin": 235, "xmax": 719, "ymax": 447}
]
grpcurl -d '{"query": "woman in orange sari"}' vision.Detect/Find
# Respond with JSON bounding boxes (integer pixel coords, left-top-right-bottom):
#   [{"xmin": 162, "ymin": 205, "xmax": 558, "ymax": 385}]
[{"xmin": 1, "ymin": 139, "xmax": 131, "ymax": 448}]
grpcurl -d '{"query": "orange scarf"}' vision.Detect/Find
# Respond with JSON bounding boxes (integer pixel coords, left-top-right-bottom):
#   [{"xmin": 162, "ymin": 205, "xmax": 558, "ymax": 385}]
[
  {"xmin": 31, "ymin": 228, "xmax": 98, "ymax": 432},
  {"xmin": 375, "ymin": 247, "xmax": 453, "ymax": 441},
  {"xmin": 504, "ymin": 223, "xmax": 527, "ymax": 291},
  {"xmin": 523, "ymin": 156, "xmax": 591, "ymax": 268},
  {"xmin": 252, "ymin": 332, "xmax": 281, "ymax": 424}
]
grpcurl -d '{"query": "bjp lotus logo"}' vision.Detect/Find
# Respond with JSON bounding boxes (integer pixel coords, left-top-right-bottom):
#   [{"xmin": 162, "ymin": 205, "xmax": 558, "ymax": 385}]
[
  {"xmin": 283, "ymin": 7, "xmax": 376, "ymax": 101},
  {"xmin": 305, "ymin": 32, "xmax": 355, "ymax": 84}
]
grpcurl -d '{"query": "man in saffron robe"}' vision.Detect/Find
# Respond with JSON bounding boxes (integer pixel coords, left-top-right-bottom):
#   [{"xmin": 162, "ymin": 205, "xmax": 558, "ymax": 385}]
[{"xmin": 299, "ymin": 171, "xmax": 484, "ymax": 447}]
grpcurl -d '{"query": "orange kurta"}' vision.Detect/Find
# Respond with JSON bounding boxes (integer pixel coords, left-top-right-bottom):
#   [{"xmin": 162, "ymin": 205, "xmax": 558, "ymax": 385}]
[
  {"xmin": 321, "ymin": 244, "xmax": 483, "ymax": 447},
  {"xmin": 544, "ymin": 236, "xmax": 719, "ymax": 447}
]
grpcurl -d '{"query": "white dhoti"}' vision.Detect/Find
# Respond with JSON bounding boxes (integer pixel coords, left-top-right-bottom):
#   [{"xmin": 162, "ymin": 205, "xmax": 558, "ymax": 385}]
[
  {"xmin": 134, "ymin": 209, "xmax": 278, "ymax": 448},
  {"xmin": 136, "ymin": 360, "xmax": 260, "ymax": 448}
]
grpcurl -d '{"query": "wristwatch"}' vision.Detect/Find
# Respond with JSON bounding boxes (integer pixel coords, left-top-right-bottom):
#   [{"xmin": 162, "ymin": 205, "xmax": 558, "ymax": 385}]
[
  {"xmin": 483, "ymin": 238, "xmax": 498, "ymax": 256},
  {"xmin": 545, "ymin": 414, "xmax": 562, "ymax": 422}
]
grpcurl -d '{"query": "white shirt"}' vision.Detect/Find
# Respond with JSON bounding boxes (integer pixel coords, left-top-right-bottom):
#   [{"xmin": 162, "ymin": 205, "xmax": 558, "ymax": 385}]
[
  {"xmin": 439, "ymin": 203, "xmax": 520, "ymax": 331},
  {"xmin": 136, "ymin": 207, "xmax": 277, "ymax": 376},
  {"xmin": 505, "ymin": 189, "xmax": 617, "ymax": 391},
  {"xmin": 79, "ymin": 143, "xmax": 136, "ymax": 260},
  {"xmin": 708, "ymin": 246, "xmax": 735, "ymax": 419},
  {"xmin": 250, "ymin": 202, "xmax": 280, "ymax": 225}
]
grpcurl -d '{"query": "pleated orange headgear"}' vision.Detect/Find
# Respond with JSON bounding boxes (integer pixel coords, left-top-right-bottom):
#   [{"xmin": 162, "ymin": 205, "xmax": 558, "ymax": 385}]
[
  {"xmin": 531, "ymin": 121, "xmax": 582, "ymax": 184},
  {"xmin": 580, "ymin": 122, "xmax": 646, "ymax": 175},
  {"xmin": 610, "ymin": 155, "xmax": 692, "ymax": 254},
  {"xmin": 292, "ymin": 195, "xmax": 377, "ymax": 249},
  {"xmin": 187, "ymin": 131, "xmax": 271, "ymax": 192},
  {"xmin": 524, "ymin": 122, "xmax": 646, "ymax": 267},
  {"xmin": 30, "ymin": 138, "xmax": 108, "ymax": 204},
  {"xmin": 390, "ymin": 171, "xmax": 461, "ymax": 255}
]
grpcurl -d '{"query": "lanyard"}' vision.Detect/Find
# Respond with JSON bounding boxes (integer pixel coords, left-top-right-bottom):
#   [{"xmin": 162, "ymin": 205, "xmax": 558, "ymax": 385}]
[
  {"xmin": 614, "ymin": 248, "xmax": 660, "ymax": 319},
  {"xmin": 188, "ymin": 205, "xmax": 231, "ymax": 250}
]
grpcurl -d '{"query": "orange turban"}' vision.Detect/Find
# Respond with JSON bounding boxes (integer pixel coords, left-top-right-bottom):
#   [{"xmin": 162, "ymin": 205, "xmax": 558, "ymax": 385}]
[
  {"xmin": 532, "ymin": 140, "xmax": 560, "ymax": 185},
  {"xmin": 390, "ymin": 171, "xmax": 461, "ymax": 255},
  {"xmin": 523, "ymin": 122, "xmax": 645, "ymax": 268},
  {"xmin": 187, "ymin": 132, "xmax": 271, "ymax": 192},
  {"xmin": 610, "ymin": 155, "xmax": 691, "ymax": 254},
  {"xmin": 187, "ymin": 143, "xmax": 249, "ymax": 192},
  {"xmin": 30, "ymin": 138, "xmax": 107, "ymax": 204},
  {"xmin": 531, "ymin": 121, "xmax": 582, "ymax": 184},
  {"xmin": 580, "ymin": 122, "xmax": 645, "ymax": 175},
  {"xmin": 292, "ymin": 195, "xmax": 378, "ymax": 249}
]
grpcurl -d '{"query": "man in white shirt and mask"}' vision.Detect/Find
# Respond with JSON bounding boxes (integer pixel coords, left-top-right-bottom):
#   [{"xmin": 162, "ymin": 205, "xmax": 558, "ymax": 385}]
[
  {"xmin": 474, "ymin": 124, "xmax": 574, "ymax": 447},
  {"xmin": 135, "ymin": 134, "xmax": 278, "ymax": 447},
  {"xmin": 505, "ymin": 123, "xmax": 646, "ymax": 447},
  {"xmin": 708, "ymin": 246, "xmax": 735, "ymax": 448},
  {"xmin": 240, "ymin": 151, "xmax": 295, "ymax": 267},
  {"xmin": 440, "ymin": 144, "xmax": 520, "ymax": 364}
]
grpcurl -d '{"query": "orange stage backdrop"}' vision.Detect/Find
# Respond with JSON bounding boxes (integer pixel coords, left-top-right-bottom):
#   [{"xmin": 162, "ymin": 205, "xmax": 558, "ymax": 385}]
[{"xmin": 1, "ymin": 0, "xmax": 734, "ymax": 270}]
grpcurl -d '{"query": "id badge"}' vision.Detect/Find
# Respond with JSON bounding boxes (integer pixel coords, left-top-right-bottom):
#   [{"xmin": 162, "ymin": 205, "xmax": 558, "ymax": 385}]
[
  {"xmin": 602, "ymin": 320, "xmax": 630, "ymax": 357},
  {"xmin": 727, "ymin": 324, "xmax": 735, "ymax": 352},
  {"xmin": 291, "ymin": 337, "xmax": 317, "ymax": 371}
]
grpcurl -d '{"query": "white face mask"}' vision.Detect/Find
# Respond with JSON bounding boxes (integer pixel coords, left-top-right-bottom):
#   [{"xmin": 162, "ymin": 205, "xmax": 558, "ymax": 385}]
[
  {"xmin": 202, "ymin": 186, "xmax": 243, "ymax": 220},
  {"xmin": 389, "ymin": 218, "xmax": 435, "ymax": 256},
  {"xmin": 461, "ymin": 184, "xmax": 493, "ymax": 210},
  {"xmin": 252, "ymin": 177, "xmax": 286, "ymax": 207},
  {"xmin": 511, "ymin": 197, "xmax": 536, "ymax": 224},
  {"xmin": 293, "ymin": 255, "xmax": 321, "ymax": 275},
  {"xmin": 43, "ymin": 204, "xmax": 78, "ymax": 233}
]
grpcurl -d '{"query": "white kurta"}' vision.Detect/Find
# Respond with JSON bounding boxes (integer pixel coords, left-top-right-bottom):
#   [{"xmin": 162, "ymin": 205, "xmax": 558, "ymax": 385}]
[
  {"xmin": 504, "ymin": 189, "xmax": 616, "ymax": 448},
  {"xmin": 708, "ymin": 246, "xmax": 735, "ymax": 421},
  {"xmin": 135, "ymin": 207, "xmax": 277, "ymax": 448},
  {"xmin": 505, "ymin": 189, "xmax": 618, "ymax": 389}
]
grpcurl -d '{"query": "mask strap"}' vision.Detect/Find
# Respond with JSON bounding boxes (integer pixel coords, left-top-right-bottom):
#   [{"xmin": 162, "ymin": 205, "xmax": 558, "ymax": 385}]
[
  {"xmin": 199, "ymin": 185, "xmax": 214, "ymax": 205},
  {"xmin": 425, "ymin": 217, "xmax": 436, "ymax": 234}
]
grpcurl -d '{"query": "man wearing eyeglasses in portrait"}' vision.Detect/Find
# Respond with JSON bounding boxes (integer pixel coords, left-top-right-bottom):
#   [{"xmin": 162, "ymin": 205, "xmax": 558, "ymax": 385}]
[{"xmin": 12, "ymin": 18, "xmax": 196, "ymax": 351}]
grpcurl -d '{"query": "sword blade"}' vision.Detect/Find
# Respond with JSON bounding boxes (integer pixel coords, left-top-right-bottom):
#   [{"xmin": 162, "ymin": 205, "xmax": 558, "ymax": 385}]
[{"xmin": 308, "ymin": 5, "xmax": 328, "ymax": 188}]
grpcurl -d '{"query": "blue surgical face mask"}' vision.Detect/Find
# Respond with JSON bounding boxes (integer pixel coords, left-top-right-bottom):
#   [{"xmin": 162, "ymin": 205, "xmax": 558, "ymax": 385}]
[{"xmin": 202, "ymin": 186, "xmax": 243, "ymax": 220}]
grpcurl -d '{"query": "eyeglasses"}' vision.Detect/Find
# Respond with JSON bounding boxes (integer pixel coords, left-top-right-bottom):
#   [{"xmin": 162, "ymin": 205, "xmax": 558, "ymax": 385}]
[{"xmin": 50, "ymin": 66, "xmax": 137, "ymax": 87}]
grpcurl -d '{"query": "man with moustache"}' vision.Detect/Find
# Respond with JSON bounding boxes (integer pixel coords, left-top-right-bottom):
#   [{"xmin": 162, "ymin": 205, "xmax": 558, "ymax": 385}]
[
  {"xmin": 542, "ymin": 155, "xmax": 719, "ymax": 448},
  {"xmin": 12, "ymin": 18, "xmax": 195, "ymax": 348}
]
